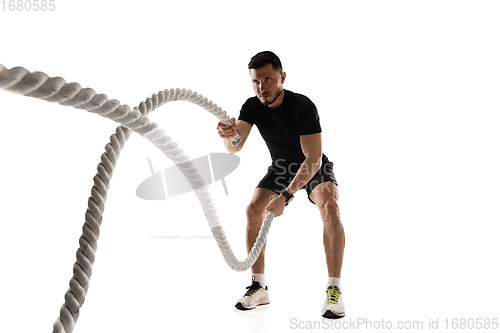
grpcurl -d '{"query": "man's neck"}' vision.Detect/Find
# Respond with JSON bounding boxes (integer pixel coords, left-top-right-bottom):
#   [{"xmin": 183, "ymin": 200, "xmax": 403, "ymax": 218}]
[{"xmin": 268, "ymin": 89, "xmax": 285, "ymax": 110}]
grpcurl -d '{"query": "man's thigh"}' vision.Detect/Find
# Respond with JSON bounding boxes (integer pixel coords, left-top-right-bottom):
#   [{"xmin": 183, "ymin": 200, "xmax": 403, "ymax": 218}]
[
  {"xmin": 308, "ymin": 181, "xmax": 340, "ymax": 206},
  {"xmin": 249, "ymin": 187, "xmax": 278, "ymax": 210},
  {"xmin": 305, "ymin": 159, "xmax": 338, "ymax": 204}
]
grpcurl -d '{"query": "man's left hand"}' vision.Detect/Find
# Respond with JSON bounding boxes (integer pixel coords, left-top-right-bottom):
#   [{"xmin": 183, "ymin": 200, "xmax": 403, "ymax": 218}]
[{"xmin": 265, "ymin": 194, "xmax": 287, "ymax": 217}]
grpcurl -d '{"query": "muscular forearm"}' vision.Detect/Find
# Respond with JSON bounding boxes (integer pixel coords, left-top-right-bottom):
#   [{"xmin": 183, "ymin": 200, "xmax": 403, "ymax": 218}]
[
  {"xmin": 286, "ymin": 157, "xmax": 322, "ymax": 195},
  {"xmin": 219, "ymin": 118, "xmax": 248, "ymax": 154}
]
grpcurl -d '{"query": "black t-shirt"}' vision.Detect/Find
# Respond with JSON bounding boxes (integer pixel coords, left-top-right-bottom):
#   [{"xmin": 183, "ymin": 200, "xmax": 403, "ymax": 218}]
[{"xmin": 238, "ymin": 89, "xmax": 323, "ymax": 166}]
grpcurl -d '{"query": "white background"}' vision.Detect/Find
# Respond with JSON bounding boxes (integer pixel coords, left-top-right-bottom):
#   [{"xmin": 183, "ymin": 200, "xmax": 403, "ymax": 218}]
[{"xmin": 1, "ymin": 1, "xmax": 499, "ymax": 332}]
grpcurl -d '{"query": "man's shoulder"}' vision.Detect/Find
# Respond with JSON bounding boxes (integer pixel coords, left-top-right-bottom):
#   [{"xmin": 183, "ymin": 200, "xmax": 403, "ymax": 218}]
[
  {"xmin": 239, "ymin": 95, "xmax": 262, "ymax": 124},
  {"xmin": 284, "ymin": 90, "xmax": 316, "ymax": 109},
  {"xmin": 243, "ymin": 95, "xmax": 261, "ymax": 107}
]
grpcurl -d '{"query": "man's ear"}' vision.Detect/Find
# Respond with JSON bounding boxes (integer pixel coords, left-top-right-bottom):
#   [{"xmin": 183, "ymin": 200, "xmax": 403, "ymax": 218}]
[{"xmin": 281, "ymin": 71, "xmax": 287, "ymax": 84}]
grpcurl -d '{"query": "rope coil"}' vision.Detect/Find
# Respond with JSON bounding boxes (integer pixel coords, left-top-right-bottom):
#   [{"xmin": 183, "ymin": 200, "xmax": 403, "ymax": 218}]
[{"xmin": 0, "ymin": 64, "xmax": 273, "ymax": 333}]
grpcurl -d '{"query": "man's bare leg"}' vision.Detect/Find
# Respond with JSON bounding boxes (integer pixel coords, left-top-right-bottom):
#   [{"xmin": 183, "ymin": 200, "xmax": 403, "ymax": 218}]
[
  {"xmin": 310, "ymin": 182, "xmax": 346, "ymax": 318},
  {"xmin": 245, "ymin": 187, "xmax": 276, "ymax": 274},
  {"xmin": 235, "ymin": 187, "xmax": 276, "ymax": 310},
  {"xmin": 309, "ymin": 182, "xmax": 345, "ymax": 277}
]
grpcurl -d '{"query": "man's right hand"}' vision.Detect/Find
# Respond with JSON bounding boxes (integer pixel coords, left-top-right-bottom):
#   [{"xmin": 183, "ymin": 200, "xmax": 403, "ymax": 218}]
[{"xmin": 217, "ymin": 117, "xmax": 237, "ymax": 139}]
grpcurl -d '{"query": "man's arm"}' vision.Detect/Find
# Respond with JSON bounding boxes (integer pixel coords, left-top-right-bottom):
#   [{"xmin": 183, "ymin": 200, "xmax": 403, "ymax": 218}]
[
  {"xmin": 217, "ymin": 118, "xmax": 252, "ymax": 154},
  {"xmin": 286, "ymin": 133, "xmax": 323, "ymax": 194},
  {"xmin": 265, "ymin": 132, "xmax": 323, "ymax": 216}
]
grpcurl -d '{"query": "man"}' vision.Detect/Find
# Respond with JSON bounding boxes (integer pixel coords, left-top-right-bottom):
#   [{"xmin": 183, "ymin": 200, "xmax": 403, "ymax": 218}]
[{"xmin": 216, "ymin": 51, "xmax": 345, "ymax": 319}]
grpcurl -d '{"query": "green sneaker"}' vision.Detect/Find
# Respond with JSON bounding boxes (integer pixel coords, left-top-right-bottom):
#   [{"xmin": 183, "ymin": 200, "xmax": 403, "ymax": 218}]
[{"xmin": 321, "ymin": 281, "xmax": 345, "ymax": 319}]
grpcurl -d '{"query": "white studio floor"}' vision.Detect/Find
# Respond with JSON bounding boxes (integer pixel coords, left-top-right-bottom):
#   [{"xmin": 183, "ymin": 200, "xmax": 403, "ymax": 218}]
[{"xmin": 1, "ymin": 178, "xmax": 499, "ymax": 333}]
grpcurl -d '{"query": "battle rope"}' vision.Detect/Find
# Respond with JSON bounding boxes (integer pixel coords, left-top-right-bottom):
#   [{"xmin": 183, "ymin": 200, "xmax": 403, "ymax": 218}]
[{"xmin": 0, "ymin": 64, "xmax": 274, "ymax": 333}]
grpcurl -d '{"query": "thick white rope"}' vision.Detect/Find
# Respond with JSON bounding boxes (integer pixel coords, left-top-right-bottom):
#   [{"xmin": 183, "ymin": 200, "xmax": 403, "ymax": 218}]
[{"xmin": 0, "ymin": 64, "xmax": 274, "ymax": 333}]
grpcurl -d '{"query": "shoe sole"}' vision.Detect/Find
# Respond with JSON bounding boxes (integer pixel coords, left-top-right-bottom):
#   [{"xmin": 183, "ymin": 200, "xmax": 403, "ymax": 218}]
[
  {"xmin": 322, "ymin": 310, "xmax": 345, "ymax": 319},
  {"xmin": 235, "ymin": 301, "xmax": 270, "ymax": 311}
]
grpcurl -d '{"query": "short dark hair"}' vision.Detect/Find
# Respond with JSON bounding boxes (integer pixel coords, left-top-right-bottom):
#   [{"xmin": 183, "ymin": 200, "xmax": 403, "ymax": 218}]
[{"xmin": 248, "ymin": 51, "xmax": 283, "ymax": 73}]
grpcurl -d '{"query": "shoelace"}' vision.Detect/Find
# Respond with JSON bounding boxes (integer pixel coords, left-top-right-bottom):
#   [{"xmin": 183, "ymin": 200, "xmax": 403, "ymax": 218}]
[
  {"xmin": 244, "ymin": 281, "xmax": 263, "ymax": 297},
  {"xmin": 326, "ymin": 283, "xmax": 341, "ymax": 304}
]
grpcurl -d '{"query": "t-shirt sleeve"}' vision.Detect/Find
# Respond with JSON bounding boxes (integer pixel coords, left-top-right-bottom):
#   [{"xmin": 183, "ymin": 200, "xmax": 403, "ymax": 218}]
[
  {"xmin": 298, "ymin": 98, "xmax": 322, "ymax": 135},
  {"xmin": 238, "ymin": 98, "xmax": 255, "ymax": 126}
]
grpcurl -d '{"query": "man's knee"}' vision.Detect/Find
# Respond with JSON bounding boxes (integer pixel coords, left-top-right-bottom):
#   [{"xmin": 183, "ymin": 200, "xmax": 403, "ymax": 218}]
[
  {"xmin": 246, "ymin": 202, "xmax": 261, "ymax": 219},
  {"xmin": 246, "ymin": 200, "xmax": 268, "ymax": 223},
  {"xmin": 246, "ymin": 189, "xmax": 275, "ymax": 221},
  {"xmin": 317, "ymin": 199, "xmax": 341, "ymax": 225}
]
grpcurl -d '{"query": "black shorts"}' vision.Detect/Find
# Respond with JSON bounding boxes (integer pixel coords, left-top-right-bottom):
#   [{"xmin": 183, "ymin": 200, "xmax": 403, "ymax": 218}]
[{"xmin": 257, "ymin": 155, "xmax": 338, "ymax": 204}]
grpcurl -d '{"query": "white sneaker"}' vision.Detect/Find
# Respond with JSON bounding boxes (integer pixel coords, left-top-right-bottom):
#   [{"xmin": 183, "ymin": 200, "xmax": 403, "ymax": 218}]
[
  {"xmin": 235, "ymin": 280, "xmax": 270, "ymax": 310},
  {"xmin": 321, "ymin": 281, "xmax": 345, "ymax": 319}
]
